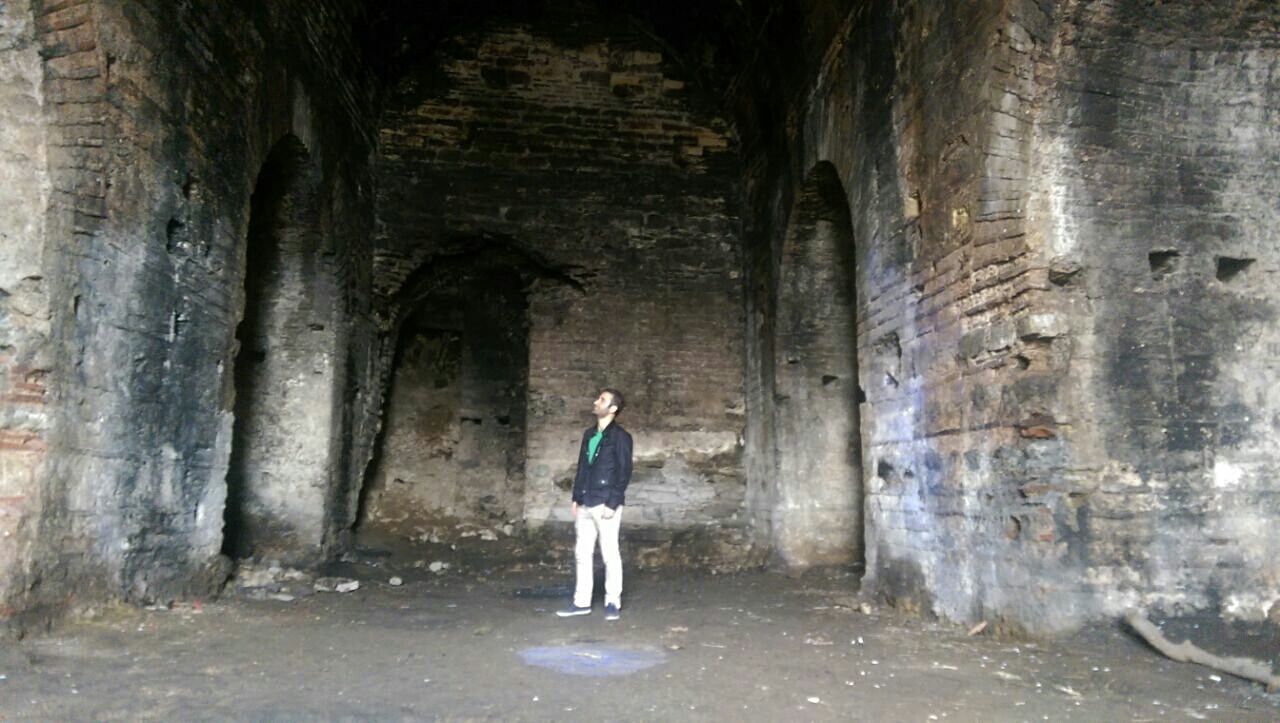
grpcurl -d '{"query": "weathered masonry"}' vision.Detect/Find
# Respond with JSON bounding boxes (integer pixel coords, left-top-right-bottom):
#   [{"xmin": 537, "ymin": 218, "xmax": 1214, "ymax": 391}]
[{"xmin": 0, "ymin": 0, "xmax": 1276, "ymax": 636}]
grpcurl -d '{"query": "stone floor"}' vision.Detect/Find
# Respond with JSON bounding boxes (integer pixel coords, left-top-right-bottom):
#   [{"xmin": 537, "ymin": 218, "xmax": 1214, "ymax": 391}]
[{"xmin": 1, "ymin": 541, "xmax": 1277, "ymax": 721}]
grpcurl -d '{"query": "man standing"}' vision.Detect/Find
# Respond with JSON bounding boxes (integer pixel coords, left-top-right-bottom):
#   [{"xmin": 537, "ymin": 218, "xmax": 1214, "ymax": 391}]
[{"xmin": 557, "ymin": 388, "xmax": 632, "ymax": 621}]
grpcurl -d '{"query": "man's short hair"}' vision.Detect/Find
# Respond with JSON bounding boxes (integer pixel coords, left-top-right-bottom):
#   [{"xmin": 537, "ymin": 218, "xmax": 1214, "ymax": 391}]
[{"xmin": 602, "ymin": 388, "xmax": 625, "ymax": 414}]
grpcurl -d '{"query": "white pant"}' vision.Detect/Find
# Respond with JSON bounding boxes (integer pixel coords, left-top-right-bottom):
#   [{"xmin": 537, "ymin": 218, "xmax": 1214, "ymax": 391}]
[{"xmin": 573, "ymin": 504, "xmax": 623, "ymax": 609}]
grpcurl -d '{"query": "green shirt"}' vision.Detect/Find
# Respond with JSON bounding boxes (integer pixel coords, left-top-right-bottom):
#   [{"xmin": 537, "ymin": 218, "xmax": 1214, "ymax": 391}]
[{"xmin": 587, "ymin": 427, "xmax": 606, "ymax": 464}]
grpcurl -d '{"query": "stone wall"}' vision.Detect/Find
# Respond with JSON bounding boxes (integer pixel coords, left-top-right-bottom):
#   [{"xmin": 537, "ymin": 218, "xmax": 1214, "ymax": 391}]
[
  {"xmin": 742, "ymin": 0, "xmax": 1049, "ymax": 591},
  {"xmin": 770, "ymin": 162, "xmax": 862, "ymax": 567},
  {"xmin": 736, "ymin": 0, "xmax": 1071, "ymax": 626},
  {"xmin": 3, "ymin": 0, "xmax": 383, "ymax": 630},
  {"xmin": 223, "ymin": 134, "xmax": 348, "ymax": 561},
  {"xmin": 373, "ymin": 11, "xmax": 748, "ymax": 550},
  {"xmin": 361, "ymin": 278, "xmax": 530, "ymax": 537},
  {"xmin": 738, "ymin": 0, "xmax": 1280, "ymax": 632},
  {"xmin": 0, "ymin": 0, "xmax": 53, "ymax": 622},
  {"xmin": 1029, "ymin": 0, "xmax": 1280, "ymax": 625}
]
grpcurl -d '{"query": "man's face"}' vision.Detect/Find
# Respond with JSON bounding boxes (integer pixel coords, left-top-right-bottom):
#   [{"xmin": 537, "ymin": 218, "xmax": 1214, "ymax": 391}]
[{"xmin": 592, "ymin": 391, "xmax": 616, "ymax": 418}]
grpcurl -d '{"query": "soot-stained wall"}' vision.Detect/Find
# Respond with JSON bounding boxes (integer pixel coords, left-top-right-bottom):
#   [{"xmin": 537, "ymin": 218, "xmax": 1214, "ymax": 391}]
[
  {"xmin": 2, "ymin": 0, "xmax": 382, "ymax": 630},
  {"xmin": 374, "ymin": 10, "xmax": 748, "ymax": 557},
  {"xmin": 0, "ymin": 0, "xmax": 53, "ymax": 622},
  {"xmin": 739, "ymin": 0, "xmax": 1279, "ymax": 632},
  {"xmin": 854, "ymin": 0, "xmax": 1065, "ymax": 631},
  {"xmin": 1031, "ymin": 1, "xmax": 1280, "ymax": 625},
  {"xmin": 737, "ymin": 0, "xmax": 1080, "ymax": 627}
]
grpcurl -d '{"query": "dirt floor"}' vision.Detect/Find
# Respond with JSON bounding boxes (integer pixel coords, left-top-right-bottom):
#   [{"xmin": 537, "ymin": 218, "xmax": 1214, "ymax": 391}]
[{"xmin": 1, "ymin": 533, "xmax": 1277, "ymax": 721}]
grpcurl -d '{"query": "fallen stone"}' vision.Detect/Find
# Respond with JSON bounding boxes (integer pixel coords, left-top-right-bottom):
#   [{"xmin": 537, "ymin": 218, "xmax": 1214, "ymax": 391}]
[
  {"xmin": 389, "ymin": 576, "xmax": 403, "ymax": 586},
  {"xmin": 313, "ymin": 577, "xmax": 360, "ymax": 593},
  {"xmin": 234, "ymin": 563, "xmax": 313, "ymax": 591}
]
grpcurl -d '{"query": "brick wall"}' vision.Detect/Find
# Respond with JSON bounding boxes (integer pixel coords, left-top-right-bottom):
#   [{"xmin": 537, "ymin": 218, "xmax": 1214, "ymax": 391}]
[
  {"xmin": 737, "ymin": 0, "xmax": 1280, "ymax": 633},
  {"xmin": 1029, "ymin": 0, "xmax": 1280, "ymax": 625},
  {"xmin": 361, "ymin": 279, "xmax": 531, "ymax": 537},
  {"xmin": 855, "ymin": 0, "xmax": 1061, "ymax": 630},
  {"xmin": 0, "ymin": 0, "xmax": 53, "ymax": 622},
  {"xmin": 5, "ymin": 0, "xmax": 383, "ymax": 626},
  {"xmin": 736, "ymin": 0, "xmax": 1071, "ymax": 628},
  {"xmin": 373, "ymin": 12, "xmax": 747, "ymax": 552}
]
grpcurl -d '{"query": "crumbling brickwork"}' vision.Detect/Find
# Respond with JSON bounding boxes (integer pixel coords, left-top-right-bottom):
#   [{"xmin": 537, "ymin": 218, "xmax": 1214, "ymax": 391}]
[
  {"xmin": 2, "ymin": 0, "xmax": 384, "ymax": 630},
  {"xmin": 1029, "ymin": 1, "xmax": 1280, "ymax": 625},
  {"xmin": 738, "ymin": 0, "xmax": 1280, "ymax": 632},
  {"xmin": 372, "ymin": 13, "xmax": 748, "ymax": 546},
  {"xmin": 738, "ymin": 0, "xmax": 1053, "ymax": 604},
  {"xmin": 361, "ymin": 279, "xmax": 531, "ymax": 536}
]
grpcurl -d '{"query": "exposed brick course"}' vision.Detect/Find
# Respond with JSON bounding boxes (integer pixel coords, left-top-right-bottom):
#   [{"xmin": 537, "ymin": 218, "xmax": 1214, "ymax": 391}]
[
  {"xmin": 736, "ymin": 0, "xmax": 1280, "ymax": 632},
  {"xmin": 2, "ymin": 0, "xmax": 384, "ymax": 628},
  {"xmin": 371, "ymin": 14, "xmax": 747, "ymax": 547}
]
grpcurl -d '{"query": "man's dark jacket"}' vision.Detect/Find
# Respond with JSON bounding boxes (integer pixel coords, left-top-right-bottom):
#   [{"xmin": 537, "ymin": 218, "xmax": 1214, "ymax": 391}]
[{"xmin": 571, "ymin": 422, "xmax": 633, "ymax": 510}]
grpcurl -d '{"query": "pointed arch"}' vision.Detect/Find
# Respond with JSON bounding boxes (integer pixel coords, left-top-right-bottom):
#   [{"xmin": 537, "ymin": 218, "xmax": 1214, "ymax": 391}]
[
  {"xmin": 223, "ymin": 134, "xmax": 343, "ymax": 562},
  {"xmin": 772, "ymin": 161, "xmax": 864, "ymax": 569}
]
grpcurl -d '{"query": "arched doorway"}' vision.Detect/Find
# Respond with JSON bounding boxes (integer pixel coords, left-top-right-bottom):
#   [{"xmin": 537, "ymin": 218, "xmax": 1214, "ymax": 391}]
[
  {"xmin": 223, "ymin": 135, "xmax": 342, "ymax": 562},
  {"xmin": 357, "ymin": 259, "xmax": 532, "ymax": 544},
  {"xmin": 772, "ymin": 161, "xmax": 864, "ymax": 568}
]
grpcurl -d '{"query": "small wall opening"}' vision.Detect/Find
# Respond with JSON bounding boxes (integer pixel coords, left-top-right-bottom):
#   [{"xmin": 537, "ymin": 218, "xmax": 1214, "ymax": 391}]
[
  {"xmin": 1215, "ymin": 256, "xmax": 1255, "ymax": 283},
  {"xmin": 1148, "ymin": 249, "xmax": 1180, "ymax": 279},
  {"xmin": 224, "ymin": 135, "xmax": 340, "ymax": 562},
  {"xmin": 357, "ymin": 267, "xmax": 530, "ymax": 543},
  {"xmin": 771, "ymin": 161, "xmax": 864, "ymax": 570}
]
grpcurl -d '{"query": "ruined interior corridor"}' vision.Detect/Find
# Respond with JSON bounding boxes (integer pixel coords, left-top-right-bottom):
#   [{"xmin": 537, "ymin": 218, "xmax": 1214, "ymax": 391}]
[{"xmin": 0, "ymin": 0, "xmax": 1278, "ymax": 717}]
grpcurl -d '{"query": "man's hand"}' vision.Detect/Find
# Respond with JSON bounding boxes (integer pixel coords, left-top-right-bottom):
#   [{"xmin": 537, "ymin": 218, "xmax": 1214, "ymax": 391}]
[
  {"xmin": 601, "ymin": 507, "xmax": 615, "ymax": 520},
  {"xmin": 570, "ymin": 501, "xmax": 578, "ymax": 520}
]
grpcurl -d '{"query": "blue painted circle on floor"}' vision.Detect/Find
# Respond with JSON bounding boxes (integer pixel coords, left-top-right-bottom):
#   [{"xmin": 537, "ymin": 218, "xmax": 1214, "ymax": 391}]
[{"xmin": 518, "ymin": 645, "xmax": 667, "ymax": 676}]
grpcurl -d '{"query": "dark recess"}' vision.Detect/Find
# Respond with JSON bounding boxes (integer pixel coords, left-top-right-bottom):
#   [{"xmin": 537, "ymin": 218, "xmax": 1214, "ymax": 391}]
[
  {"xmin": 1148, "ymin": 249, "xmax": 1180, "ymax": 278},
  {"xmin": 1215, "ymin": 256, "xmax": 1254, "ymax": 282}
]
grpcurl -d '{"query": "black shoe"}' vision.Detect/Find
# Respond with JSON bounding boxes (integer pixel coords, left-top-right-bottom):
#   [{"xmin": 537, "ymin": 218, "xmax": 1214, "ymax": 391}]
[
  {"xmin": 604, "ymin": 604, "xmax": 620, "ymax": 621},
  {"xmin": 556, "ymin": 605, "xmax": 591, "ymax": 617}
]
